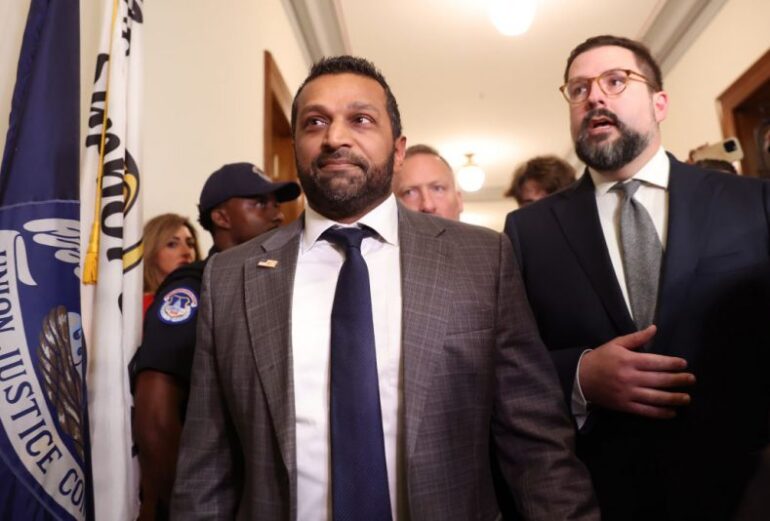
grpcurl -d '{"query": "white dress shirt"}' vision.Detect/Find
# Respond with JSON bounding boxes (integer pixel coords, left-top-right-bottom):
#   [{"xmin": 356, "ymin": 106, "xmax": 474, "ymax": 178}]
[
  {"xmin": 590, "ymin": 146, "xmax": 670, "ymax": 311},
  {"xmin": 292, "ymin": 194, "xmax": 403, "ymax": 521},
  {"xmin": 573, "ymin": 146, "xmax": 670, "ymax": 423}
]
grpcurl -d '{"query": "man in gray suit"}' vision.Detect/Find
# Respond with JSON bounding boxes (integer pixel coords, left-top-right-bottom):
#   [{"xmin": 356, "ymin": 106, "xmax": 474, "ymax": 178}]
[{"xmin": 171, "ymin": 56, "xmax": 598, "ymax": 521}]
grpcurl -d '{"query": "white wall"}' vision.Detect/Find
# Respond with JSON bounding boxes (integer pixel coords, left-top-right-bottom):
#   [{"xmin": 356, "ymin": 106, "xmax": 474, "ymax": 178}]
[
  {"xmin": 478, "ymin": 0, "xmax": 770, "ymax": 230},
  {"xmin": 3, "ymin": 0, "xmax": 768, "ymax": 238},
  {"xmin": 1, "ymin": 1, "xmax": 308, "ymax": 252},
  {"xmin": 462, "ymin": 199, "xmax": 516, "ymax": 232},
  {"xmin": 663, "ymin": 0, "xmax": 770, "ymax": 164},
  {"xmin": 139, "ymin": 0, "xmax": 309, "ymax": 252}
]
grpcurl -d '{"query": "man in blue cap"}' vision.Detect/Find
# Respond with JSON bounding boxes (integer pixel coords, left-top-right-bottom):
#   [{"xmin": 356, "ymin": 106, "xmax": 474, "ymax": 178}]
[
  {"xmin": 196, "ymin": 162, "xmax": 302, "ymax": 250},
  {"xmin": 130, "ymin": 162, "xmax": 300, "ymax": 520}
]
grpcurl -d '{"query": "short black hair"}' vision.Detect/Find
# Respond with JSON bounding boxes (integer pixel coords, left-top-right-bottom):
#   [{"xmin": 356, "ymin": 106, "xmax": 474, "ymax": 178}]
[
  {"xmin": 290, "ymin": 55, "xmax": 402, "ymax": 140},
  {"xmin": 565, "ymin": 35, "xmax": 663, "ymax": 91},
  {"xmin": 199, "ymin": 208, "xmax": 214, "ymax": 232}
]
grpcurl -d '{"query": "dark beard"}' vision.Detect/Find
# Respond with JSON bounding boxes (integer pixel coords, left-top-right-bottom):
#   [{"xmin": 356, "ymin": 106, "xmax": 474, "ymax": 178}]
[
  {"xmin": 297, "ymin": 148, "xmax": 394, "ymax": 221},
  {"xmin": 575, "ymin": 108, "xmax": 650, "ymax": 171}
]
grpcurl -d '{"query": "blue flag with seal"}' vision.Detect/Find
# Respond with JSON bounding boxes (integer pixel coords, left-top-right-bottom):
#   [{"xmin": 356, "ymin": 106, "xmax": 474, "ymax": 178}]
[{"xmin": 0, "ymin": 1, "xmax": 92, "ymax": 520}]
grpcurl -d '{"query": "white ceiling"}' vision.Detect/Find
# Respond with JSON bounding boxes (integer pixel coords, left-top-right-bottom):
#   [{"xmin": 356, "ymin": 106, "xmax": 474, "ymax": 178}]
[{"xmin": 286, "ymin": 0, "xmax": 726, "ymax": 200}]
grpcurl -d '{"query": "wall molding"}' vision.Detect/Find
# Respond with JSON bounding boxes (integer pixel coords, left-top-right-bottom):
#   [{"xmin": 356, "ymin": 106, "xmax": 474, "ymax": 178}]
[
  {"xmin": 639, "ymin": 0, "xmax": 729, "ymax": 74},
  {"xmin": 282, "ymin": 0, "xmax": 350, "ymax": 63}
]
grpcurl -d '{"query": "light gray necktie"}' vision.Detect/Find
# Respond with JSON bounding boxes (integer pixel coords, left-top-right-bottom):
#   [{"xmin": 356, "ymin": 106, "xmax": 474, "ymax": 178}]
[{"xmin": 612, "ymin": 179, "xmax": 662, "ymax": 330}]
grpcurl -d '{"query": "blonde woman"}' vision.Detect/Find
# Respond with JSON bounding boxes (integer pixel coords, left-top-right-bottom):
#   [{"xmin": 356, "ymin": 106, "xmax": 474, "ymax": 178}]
[{"xmin": 142, "ymin": 213, "xmax": 200, "ymax": 314}]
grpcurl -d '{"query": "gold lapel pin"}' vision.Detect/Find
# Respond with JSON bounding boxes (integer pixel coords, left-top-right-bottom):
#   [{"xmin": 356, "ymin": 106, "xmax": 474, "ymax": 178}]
[{"xmin": 257, "ymin": 259, "xmax": 279, "ymax": 269}]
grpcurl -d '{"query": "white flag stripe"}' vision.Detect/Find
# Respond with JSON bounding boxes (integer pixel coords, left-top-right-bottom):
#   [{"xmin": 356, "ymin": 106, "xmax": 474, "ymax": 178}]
[{"xmin": 80, "ymin": 1, "xmax": 143, "ymax": 520}]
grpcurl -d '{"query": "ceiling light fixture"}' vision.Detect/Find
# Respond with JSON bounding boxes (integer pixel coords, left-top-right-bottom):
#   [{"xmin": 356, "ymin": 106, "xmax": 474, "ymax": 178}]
[
  {"xmin": 488, "ymin": 0, "xmax": 537, "ymax": 36},
  {"xmin": 457, "ymin": 153, "xmax": 485, "ymax": 192}
]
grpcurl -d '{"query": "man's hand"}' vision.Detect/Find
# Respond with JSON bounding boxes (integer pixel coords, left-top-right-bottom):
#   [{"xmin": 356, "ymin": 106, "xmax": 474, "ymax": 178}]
[{"xmin": 579, "ymin": 326, "xmax": 696, "ymax": 419}]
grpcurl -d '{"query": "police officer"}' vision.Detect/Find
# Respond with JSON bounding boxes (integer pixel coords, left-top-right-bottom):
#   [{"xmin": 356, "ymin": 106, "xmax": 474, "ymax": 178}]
[{"xmin": 131, "ymin": 162, "xmax": 300, "ymax": 520}]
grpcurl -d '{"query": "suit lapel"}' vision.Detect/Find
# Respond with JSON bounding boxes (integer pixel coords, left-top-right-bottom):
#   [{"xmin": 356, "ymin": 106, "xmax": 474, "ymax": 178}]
[
  {"xmin": 243, "ymin": 219, "xmax": 302, "ymax": 495},
  {"xmin": 552, "ymin": 173, "xmax": 636, "ymax": 334},
  {"xmin": 398, "ymin": 209, "xmax": 453, "ymax": 459},
  {"xmin": 655, "ymin": 158, "xmax": 717, "ymax": 356}
]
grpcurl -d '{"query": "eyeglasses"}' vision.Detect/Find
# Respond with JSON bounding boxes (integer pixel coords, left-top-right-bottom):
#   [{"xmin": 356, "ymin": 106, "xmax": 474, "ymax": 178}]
[{"xmin": 559, "ymin": 69, "xmax": 658, "ymax": 104}]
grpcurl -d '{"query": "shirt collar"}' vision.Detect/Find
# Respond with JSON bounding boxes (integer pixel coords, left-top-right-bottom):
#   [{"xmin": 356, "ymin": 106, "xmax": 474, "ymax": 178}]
[
  {"xmin": 301, "ymin": 194, "xmax": 400, "ymax": 252},
  {"xmin": 589, "ymin": 146, "xmax": 670, "ymax": 196}
]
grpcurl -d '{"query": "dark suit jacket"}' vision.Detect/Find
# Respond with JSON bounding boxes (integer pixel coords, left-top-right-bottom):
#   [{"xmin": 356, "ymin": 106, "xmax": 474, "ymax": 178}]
[
  {"xmin": 504, "ymin": 155, "xmax": 770, "ymax": 520},
  {"xmin": 170, "ymin": 206, "xmax": 598, "ymax": 520}
]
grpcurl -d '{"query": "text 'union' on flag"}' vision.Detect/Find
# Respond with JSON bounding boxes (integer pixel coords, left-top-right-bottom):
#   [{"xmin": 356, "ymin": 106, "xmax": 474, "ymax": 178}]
[{"xmin": 0, "ymin": 0, "xmax": 93, "ymax": 520}]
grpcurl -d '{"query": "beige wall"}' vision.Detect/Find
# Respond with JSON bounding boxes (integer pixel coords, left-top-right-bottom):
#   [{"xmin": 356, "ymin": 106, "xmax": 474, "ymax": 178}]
[
  {"xmin": 1, "ymin": 1, "xmax": 308, "ymax": 252},
  {"xmin": 139, "ymin": 0, "xmax": 309, "ymax": 252},
  {"xmin": 3, "ymin": 0, "xmax": 768, "ymax": 237},
  {"xmin": 462, "ymin": 199, "xmax": 516, "ymax": 231},
  {"xmin": 662, "ymin": 0, "xmax": 770, "ymax": 165},
  {"xmin": 479, "ymin": 0, "xmax": 770, "ymax": 231}
]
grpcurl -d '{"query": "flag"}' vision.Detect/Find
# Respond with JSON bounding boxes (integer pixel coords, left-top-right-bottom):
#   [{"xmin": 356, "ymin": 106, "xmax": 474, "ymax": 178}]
[
  {"xmin": 80, "ymin": 0, "xmax": 144, "ymax": 519},
  {"xmin": 0, "ymin": 0, "xmax": 92, "ymax": 520}
]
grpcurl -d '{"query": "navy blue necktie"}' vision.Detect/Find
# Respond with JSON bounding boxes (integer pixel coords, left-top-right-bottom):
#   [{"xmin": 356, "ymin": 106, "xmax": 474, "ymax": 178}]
[{"xmin": 322, "ymin": 226, "xmax": 392, "ymax": 521}]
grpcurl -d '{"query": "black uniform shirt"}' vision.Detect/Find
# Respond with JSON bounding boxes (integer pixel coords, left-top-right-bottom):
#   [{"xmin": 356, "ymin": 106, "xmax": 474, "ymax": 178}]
[{"xmin": 130, "ymin": 258, "xmax": 209, "ymax": 416}]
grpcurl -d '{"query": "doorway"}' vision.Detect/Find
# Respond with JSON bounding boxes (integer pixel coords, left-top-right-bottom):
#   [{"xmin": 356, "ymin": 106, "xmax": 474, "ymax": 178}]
[
  {"xmin": 718, "ymin": 50, "xmax": 770, "ymax": 177},
  {"xmin": 264, "ymin": 51, "xmax": 303, "ymax": 222}
]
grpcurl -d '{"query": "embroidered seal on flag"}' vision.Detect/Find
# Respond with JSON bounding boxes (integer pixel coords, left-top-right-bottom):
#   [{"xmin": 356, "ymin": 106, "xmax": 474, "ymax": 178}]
[{"xmin": 158, "ymin": 287, "xmax": 198, "ymax": 324}]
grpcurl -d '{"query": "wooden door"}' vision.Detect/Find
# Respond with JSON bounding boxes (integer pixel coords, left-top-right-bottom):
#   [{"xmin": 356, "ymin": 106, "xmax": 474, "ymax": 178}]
[
  {"xmin": 718, "ymin": 50, "xmax": 770, "ymax": 177},
  {"xmin": 264, "ymin": 51, "xmax": 303, "ymax": 222}
]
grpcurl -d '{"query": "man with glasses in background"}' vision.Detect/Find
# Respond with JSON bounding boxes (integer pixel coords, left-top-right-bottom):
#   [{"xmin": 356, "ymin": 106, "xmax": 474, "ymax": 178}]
[{"xmin": 504, "ymin": 35, "xmax": 770, "ymax": 520}]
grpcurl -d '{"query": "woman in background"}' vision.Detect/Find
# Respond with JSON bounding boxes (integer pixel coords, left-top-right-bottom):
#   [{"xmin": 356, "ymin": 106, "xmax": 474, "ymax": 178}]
[{"xmin": 142, "ymin": 213, "xmax": 200, "ymax": 314}]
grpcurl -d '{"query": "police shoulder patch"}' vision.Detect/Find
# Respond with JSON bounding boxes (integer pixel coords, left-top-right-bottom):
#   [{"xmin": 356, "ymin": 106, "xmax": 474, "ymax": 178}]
[{"xmin": 158, "ymin": 287, "xmax": 199, "ymax": 324}]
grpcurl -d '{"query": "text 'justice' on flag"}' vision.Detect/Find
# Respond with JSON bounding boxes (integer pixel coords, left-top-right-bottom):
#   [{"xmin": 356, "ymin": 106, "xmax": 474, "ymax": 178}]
[
  {"xmin": 0, "ymin": 0, "xmax": 93, "ymax": 519},
  {"xmin": 80, "ymin": 0, "xmax": 145, "ymax": 520}
]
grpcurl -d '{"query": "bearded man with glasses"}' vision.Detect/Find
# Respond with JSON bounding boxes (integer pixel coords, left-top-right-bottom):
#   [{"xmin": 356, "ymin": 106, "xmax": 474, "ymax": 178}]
[{"xmin": 504, "ymin": 35, "xmax": 770, "ymax": 520}]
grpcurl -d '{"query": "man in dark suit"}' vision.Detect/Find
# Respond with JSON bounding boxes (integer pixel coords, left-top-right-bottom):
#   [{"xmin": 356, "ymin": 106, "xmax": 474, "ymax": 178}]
[
  {"xmin": 171, "ymin": 56, "xmax": 598, "ymax": 520},
  {"xmin": 504, "ymin": 35, "xmax": 770, "ymax": 520}
]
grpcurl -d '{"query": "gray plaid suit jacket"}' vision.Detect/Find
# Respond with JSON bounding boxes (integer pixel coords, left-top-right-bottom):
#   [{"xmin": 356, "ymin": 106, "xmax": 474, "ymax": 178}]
[{"xmin": 170, "ymin": 206, "xmax": 598, "ymax": 521}]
